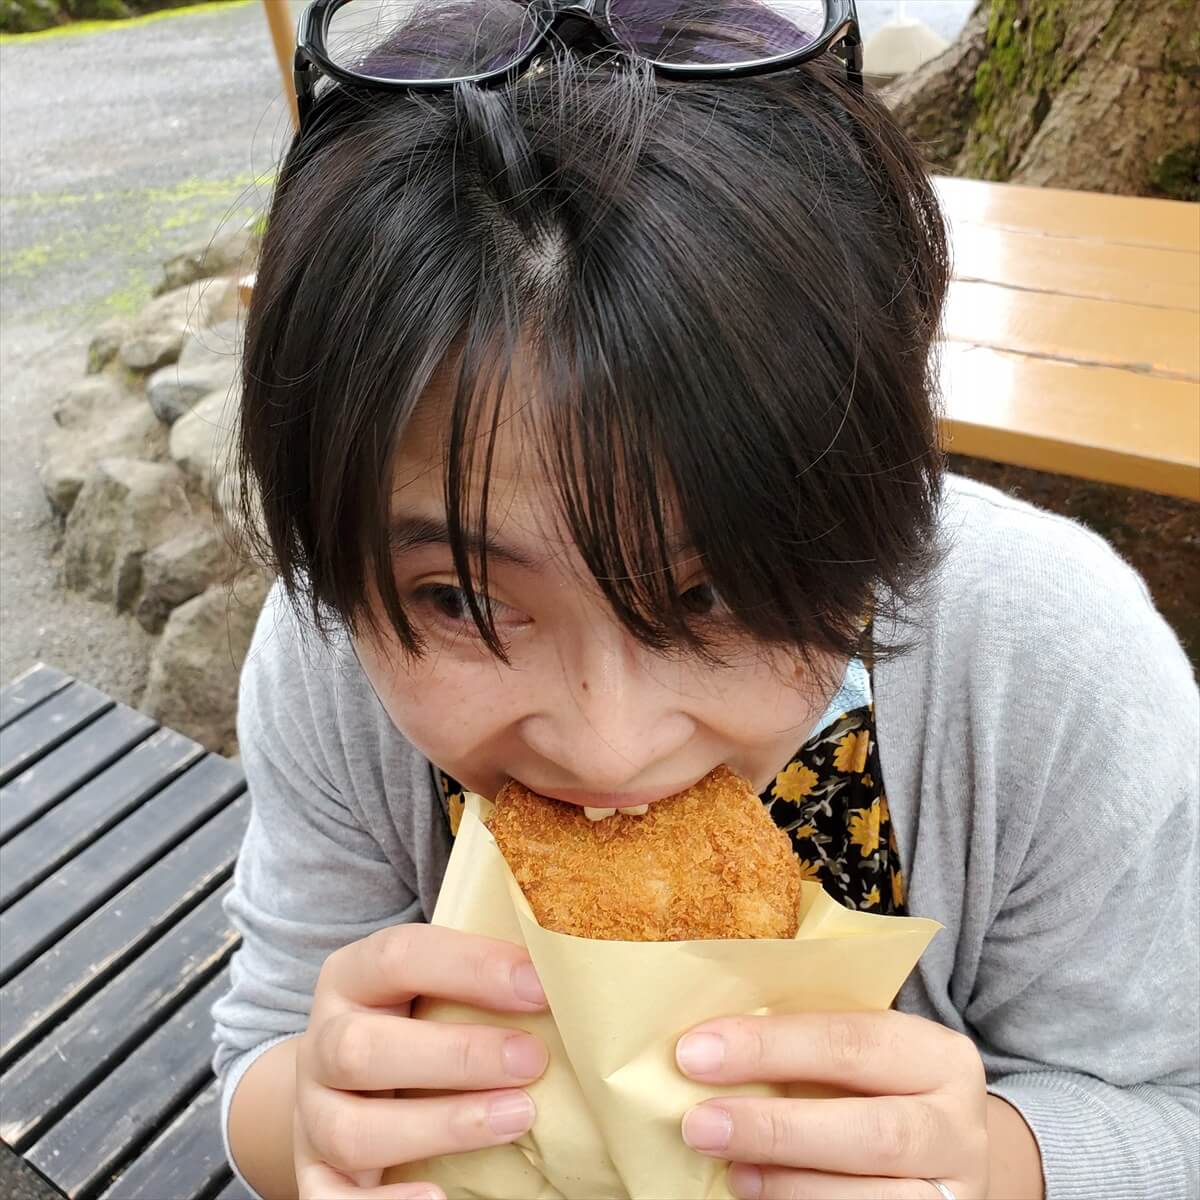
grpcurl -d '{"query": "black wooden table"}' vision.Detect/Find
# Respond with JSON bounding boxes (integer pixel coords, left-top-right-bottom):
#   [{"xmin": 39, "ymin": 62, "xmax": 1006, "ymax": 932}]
[{"xmin": 0, "ymin": 663, "xmax": 255, "ymax": 1200}]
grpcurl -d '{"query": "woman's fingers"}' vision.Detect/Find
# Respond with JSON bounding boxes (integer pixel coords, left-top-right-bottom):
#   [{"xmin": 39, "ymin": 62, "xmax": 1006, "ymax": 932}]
[
  {"xmin": 676, "ymin": 1012, "xmax": 982, "ymax": 1096},
  {"xmin": 682, "ymin": 1095, "xmax": 952, "ymax": 1176},
  {"xmin": 727, "ymin": 1163, "xmax": 958, "ymax": 1200},
  {"xmin": 303, "ymin": 1087, "xmax": 537, "ymax": 1174},
  {"xmin": 321, "ymin": 923, "xmax": 548, "ymax": 1012},
  {"xmin": 313, "ymin": 1010, "xmax": 548, "ymax": 1092},
  {"xmin": 296, "ymin": 1157, "xmax": 445, "ymax": 1200}
]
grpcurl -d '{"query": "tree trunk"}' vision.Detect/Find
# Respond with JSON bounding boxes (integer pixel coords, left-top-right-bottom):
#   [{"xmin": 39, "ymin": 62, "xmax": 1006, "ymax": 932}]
[{"xmin": 885, "ymin": 0, "xmax": 1200, "ymax": 199}]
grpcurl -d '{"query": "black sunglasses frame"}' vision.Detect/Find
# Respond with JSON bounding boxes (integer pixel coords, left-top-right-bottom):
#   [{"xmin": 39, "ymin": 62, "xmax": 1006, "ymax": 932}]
[{"xmin": 294, "ymin": 0, "xmax": 862, "ymax": 132}]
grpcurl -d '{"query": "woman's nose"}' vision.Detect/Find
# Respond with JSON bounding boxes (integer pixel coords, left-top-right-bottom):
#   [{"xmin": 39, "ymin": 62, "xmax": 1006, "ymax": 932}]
[{"xmin": 521, "ymin": 637, "xmax": 694, "ymax": 791}]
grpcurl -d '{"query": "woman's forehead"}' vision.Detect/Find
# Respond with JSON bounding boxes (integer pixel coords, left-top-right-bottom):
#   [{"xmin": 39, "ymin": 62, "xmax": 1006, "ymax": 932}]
[
  {"xmin": 392, "ymin": 374, "xmax": 544, "ymax": 492},
  {"xmin": 388, "ymin": 382, "xmax": 573, "ymax": 553},
  {"xmin": 386, "ymin": 352, "xmax": 690, "ymax": 572}
]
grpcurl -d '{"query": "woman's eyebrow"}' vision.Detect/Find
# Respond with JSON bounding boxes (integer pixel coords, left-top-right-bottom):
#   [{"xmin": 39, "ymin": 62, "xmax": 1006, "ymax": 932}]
[{"xmin": 387, "ymin": 514, "xmax": 539, "ymax": 569}]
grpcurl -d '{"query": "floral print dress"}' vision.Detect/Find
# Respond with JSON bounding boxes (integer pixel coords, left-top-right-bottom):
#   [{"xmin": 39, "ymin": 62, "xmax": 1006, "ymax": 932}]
[{"xmin": 435, "ymin": 624, "xmax": 906, "ymax": 916}]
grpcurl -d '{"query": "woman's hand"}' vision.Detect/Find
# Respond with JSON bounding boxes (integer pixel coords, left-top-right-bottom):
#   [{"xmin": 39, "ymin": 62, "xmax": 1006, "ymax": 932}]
[
  {"xmin": 675, "ymin": 1010, "xmax": 990, "ymax": 1200},
  {"xmin": 293, "ymin": 924, "xmax": 550, "ymax": 1200}
]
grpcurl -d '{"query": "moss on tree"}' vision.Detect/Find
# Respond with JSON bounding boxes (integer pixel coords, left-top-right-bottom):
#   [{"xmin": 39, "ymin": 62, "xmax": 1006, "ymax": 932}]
[{"xmin": 887, "ymin": 0, "xmax": 1200, "ymax": 198}]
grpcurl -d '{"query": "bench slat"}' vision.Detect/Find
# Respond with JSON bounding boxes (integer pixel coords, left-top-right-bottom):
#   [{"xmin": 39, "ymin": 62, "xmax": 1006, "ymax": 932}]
[
  {"xmin": 25, "ymin": 968, "xmax": 232, "ymax": 1199},
  {"xmin": 951, "ymin": 221, "xmax": 1199, "ymax": 313},
  {"xmin": 0, "ymin": 884, "xmax": 237, "ymax": 1149},
  {"xmin": 0, "ymin": 683, "xmax": 115, "ymax": 787},
  {"xmin": 938, "ymin": 343, "xmax": 1200, "ymax": 500},
  {"xmin": 0, "ymin": 664, "xmax": 73, "ymax": 730},
  {"xmin": 0, "ymin": 755, "xmax": 244, "ymax": 985},
  {"xmin": 213, "ymin": 1173, "xmax": 256, "ymax": 1200},
  {"xmin": 0, "ymin": 725, "xmax": 202, "ymax": 906},
  {"xmin": 945, "ymin": 279, "xmax": 1199, "ymax": 382},
  {"xmin": 935, "ymin": 174, "xmax": 1200, "ymax": 254},
  {"xmin": 95, "ymin": 1078, "xmax": 230, "ymax": 1200},
  {"xmin": 0, "ymin": 796, "xmax": 249, "ymax": 1068},
  {"xmin": 0, "ymin": 705, "xmax": 159, "ymax": 852}
]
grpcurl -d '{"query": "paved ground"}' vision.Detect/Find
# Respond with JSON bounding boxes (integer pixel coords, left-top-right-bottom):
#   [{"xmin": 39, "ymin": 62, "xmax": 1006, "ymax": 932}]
[{"xmin": 0, "ymin": 0, "xmax": 973, "ymax": 701}]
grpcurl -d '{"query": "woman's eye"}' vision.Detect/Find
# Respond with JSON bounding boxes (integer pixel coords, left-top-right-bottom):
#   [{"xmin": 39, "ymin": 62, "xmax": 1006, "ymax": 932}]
[
  {"xmin": 680, "ymin": 581, "xmax": 725, "ymax": 617},
  {"xmin": 425, "ymin": 584, "xmax": 472, "ymax": 622},
  {"xmin": 413, "ymin": 584, "xmax": 528, "ymax": 630}
]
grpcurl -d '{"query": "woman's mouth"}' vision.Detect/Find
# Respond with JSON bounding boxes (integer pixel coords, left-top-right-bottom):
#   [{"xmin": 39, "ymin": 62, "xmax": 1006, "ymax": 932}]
[{"xmin": 517, "ymin": 778, "xmax": 710, "ymax": 821}]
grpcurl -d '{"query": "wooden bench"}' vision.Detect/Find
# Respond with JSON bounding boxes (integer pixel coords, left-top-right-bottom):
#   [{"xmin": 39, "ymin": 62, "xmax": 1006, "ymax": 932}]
[{"xmin": 0, "ymin": 663, "xmax": 253, "ymax": 1200}]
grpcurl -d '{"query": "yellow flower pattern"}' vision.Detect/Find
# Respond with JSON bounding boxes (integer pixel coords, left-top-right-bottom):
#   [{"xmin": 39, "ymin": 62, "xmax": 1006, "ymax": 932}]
[
  {"xmin": 848, "ymin": 798, "xmax": 882, "ymax": 858},
  {"xmin": 834, "ymin": 730, "xmax": 871, "ymax": 774},
  {"xmin": 772, "ymin": 762, "xmax": 819, "ymax": 803},
  {"xmin": 446, "ymin": 791, "xmax": 465, "ymax": 837},
  {"xmin": 438, "ymin": 623, "xmax": 907, "ymax": 917},
  {"xmin": 796, "ymin": 858, "xmax": 824, "ymax": 883}
]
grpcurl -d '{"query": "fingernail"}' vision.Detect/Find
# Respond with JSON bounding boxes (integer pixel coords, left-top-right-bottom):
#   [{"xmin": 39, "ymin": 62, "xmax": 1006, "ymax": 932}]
[
  {"xmin": 502, "ymin": 1033, "xmax": 547, "ymax": 1079},
  {"xmin": 487, "ymin": 1091, "xmax": 535, "ymax": 1137},
  {"xmin": 511, "ymin": 961, "xmax": 547, "ymax": 1006},
  {"xmin": 682, "ymin": 1104, "xmax": 732, "ymax": 1152},
  {"xmin": 676, "ymin": 1032, "xmax": 725, "ymax": 1076},
  {"xmin": 729, "ymin": 1163, "xmax": 763, "ymax": 1199}
]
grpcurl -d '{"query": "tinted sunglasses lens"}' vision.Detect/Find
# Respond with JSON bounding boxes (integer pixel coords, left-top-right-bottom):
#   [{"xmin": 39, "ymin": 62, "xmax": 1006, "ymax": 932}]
[
  {"xmin": 607, "ymin": 0, "xmax": 827, "ymax": 65},
  {"xmin": 326, "ymin": 0, "xmax": 542, "ymax": 80}
]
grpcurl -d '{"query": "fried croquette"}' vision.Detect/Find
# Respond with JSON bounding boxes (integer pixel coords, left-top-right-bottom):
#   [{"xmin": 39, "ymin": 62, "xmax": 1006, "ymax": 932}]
[{"xmin": 488, "ymin": 766, "xmax": 801, "ymax": 940}]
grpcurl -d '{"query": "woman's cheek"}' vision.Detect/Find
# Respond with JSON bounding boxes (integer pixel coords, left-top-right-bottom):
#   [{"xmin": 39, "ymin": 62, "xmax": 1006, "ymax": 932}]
[{"xmin": 365, "ymin": 655, "xmax": 513, "ymax": 756}]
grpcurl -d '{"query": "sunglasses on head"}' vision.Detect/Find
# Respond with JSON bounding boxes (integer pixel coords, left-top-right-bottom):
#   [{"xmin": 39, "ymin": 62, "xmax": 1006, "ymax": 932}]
[{"xmin": 295, "ymin": 0, "xmax": 862, "ymax": 132}]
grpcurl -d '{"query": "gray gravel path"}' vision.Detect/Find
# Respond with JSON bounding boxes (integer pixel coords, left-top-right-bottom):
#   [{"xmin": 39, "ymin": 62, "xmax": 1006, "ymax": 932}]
[
  {"xmin": 0, "ymin": 0, "xmax": 295, "ymax": 699},
  {"xmin": 0, "ymin": 0, "xmax": 973, "ymax": 701}
]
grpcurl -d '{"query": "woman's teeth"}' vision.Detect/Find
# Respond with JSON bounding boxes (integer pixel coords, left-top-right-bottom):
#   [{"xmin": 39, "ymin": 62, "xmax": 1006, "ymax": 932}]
[{"xmin": 584, "ymin": 804, "xmax": 649, "ymax": 821}]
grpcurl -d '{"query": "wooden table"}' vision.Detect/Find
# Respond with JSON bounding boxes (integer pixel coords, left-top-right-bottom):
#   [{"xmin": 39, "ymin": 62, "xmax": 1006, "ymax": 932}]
[
  {"xmin": 0, "ymin": 664, "xmax": 254, "ymax": 1200},
  {"xmin": 935, "ymin": 175, "xmax": 1200, "ymax": 500}
]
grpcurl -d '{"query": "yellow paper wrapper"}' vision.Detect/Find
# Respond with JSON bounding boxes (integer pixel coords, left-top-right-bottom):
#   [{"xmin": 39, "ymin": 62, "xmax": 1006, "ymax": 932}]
[{"xmin": 385, "ymin": 793, "xmax": 940, "ymax": 1199}]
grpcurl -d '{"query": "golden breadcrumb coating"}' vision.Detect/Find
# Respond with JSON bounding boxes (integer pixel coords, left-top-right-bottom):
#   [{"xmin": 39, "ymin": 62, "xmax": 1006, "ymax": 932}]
[{"xmin": 488, "ymin": 766, "xmax": 801, "ymax": 941}]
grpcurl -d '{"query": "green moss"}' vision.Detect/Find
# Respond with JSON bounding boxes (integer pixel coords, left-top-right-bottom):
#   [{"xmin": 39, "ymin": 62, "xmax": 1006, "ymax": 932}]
[
  {"xmin": 1161, "ymin": 19, "xmax": 1200, "ymax": 79},
  {"xmin": 1148, "ymin": 143, "xmax": 1200, "ymax": 201},
  {"xmin": 961, "ymin": 0, "xmax": 1071, "ymax": 181},
  {"xmin": 11, "ymin": 169, "xmax": 263, "ymax": 329},
  {"xmin": 971, "ymin": 62, "xmax": 992, "ymax": 114}
]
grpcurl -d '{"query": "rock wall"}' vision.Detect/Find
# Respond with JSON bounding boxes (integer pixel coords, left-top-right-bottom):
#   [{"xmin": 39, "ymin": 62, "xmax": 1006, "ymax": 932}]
[{"xmin": 39, "ymin": 221, "xmax": 268, "ymax": 756}]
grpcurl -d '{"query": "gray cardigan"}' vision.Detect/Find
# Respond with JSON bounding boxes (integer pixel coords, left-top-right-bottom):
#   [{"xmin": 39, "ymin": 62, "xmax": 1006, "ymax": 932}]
[{"xmin": 211, "ymin": 475, "xmax": 1200, "ymax": 1199}]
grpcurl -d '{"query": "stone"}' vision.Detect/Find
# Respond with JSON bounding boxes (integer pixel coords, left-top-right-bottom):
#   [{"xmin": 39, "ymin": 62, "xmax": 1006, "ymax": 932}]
[
  {"xmin": 212, "ymin": 454, "xmax": 267, "ymax": 562},
  {"xmin": 146, "ymin": 360, "xmax": 238, "ymax": 425},
  {"xmin": 157, "ymin": 224, "xmax": 260, "ymax": 295},
  {"xmin": 141, "ymin": 570, "xmax": 273, "ymax": 754},
  {"xmin": 61, "ymin": 457, "xmax": 194, "ymax": 611},
  {"xmin": 86, "ymin": 316, "xmax": 133, "ymax": 375},
  {"xmin": 118, "ymin": 276, "xmax": 239, "ymax": 373},
  {"xmin": 135, "ymin": 526, "xmax": 228, "ymax": 634},
  {"xmin": 40, "ymin": 401, "xmax": 168, "ymax": 517},
  {"xmin": 169, "ymin": 385, "xmax": 240, "ymax": 498},
  {"xmin": 52, "ymin": 376, "xmax": 130, "ymax": 429},
  {"xmin": 179, "ymin": 318, "xmax": 243, "ymax": 370}
]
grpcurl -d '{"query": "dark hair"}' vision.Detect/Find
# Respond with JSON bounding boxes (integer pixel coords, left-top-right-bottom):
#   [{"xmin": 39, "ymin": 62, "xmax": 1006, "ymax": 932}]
[{"xmin": 237, "ymin": 48, "xmax": 950, "ymax": 678}]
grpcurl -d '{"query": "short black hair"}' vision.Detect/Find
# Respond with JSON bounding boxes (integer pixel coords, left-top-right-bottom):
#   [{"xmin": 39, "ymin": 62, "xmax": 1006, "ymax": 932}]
[{"xmin": 236, "ymin": 49, "xmax": 950, "ymax": 677}]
